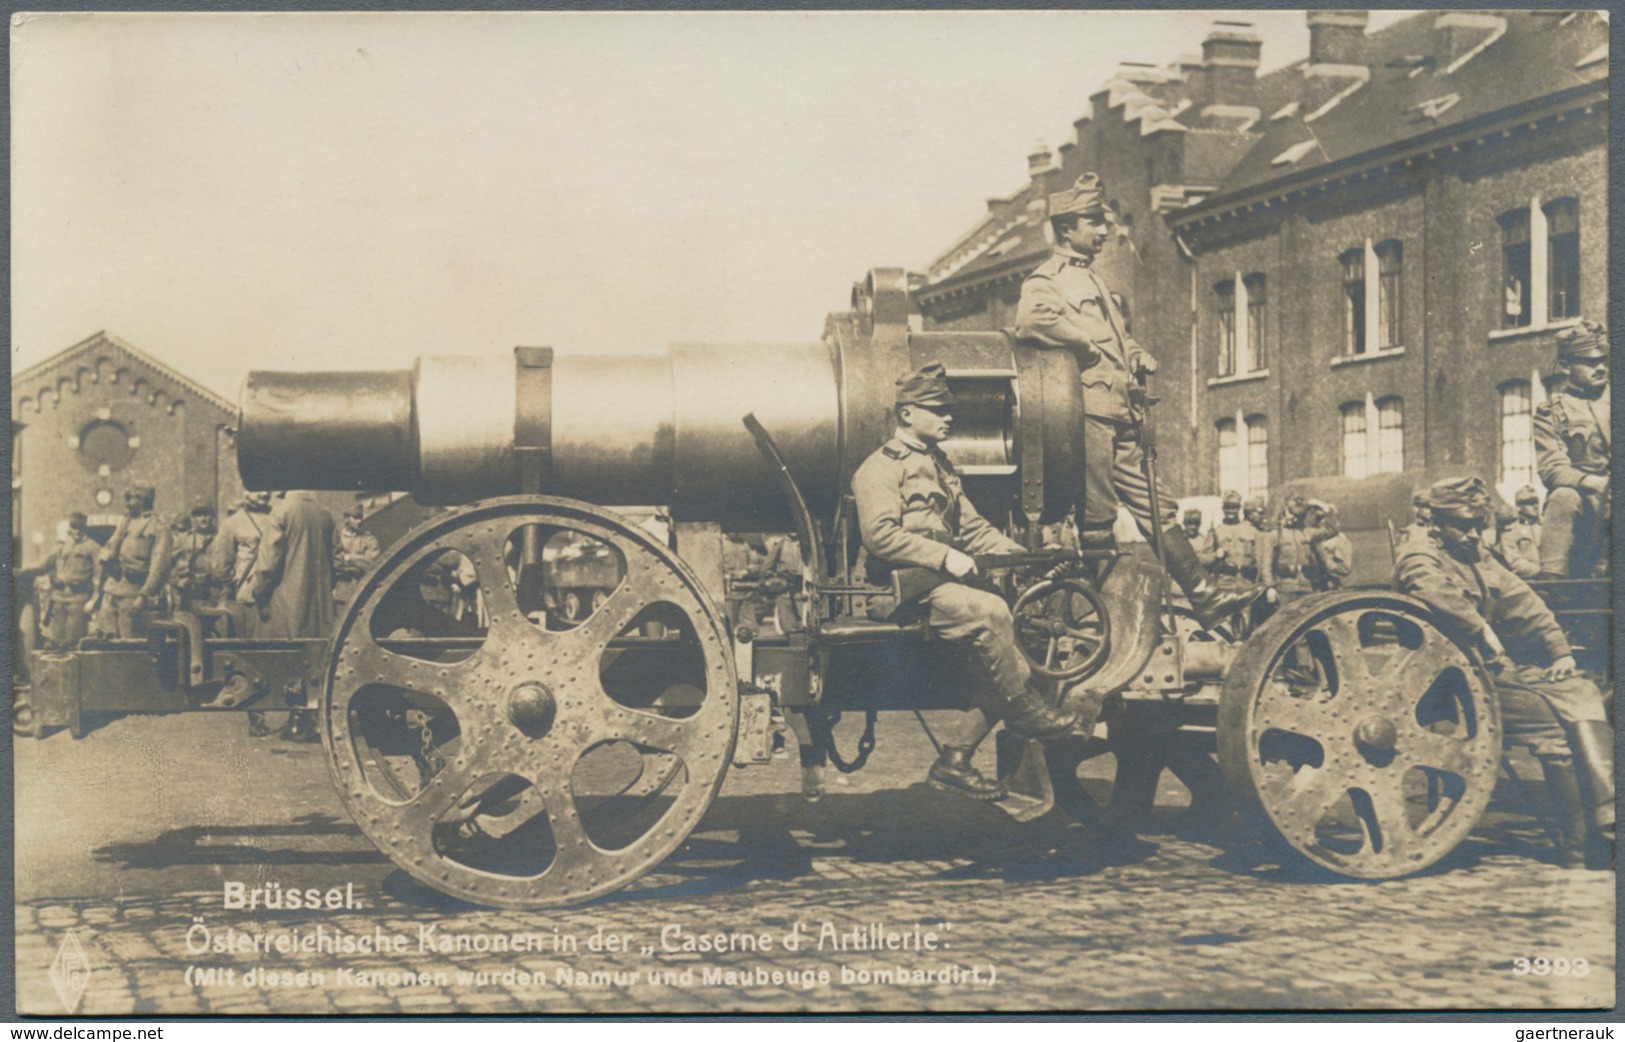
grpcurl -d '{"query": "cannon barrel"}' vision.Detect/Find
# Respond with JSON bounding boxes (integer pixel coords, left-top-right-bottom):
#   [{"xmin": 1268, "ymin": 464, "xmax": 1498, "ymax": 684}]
[{"xmin": 238, "ymin": 269, "xmax": 1085, "ymax": 530}]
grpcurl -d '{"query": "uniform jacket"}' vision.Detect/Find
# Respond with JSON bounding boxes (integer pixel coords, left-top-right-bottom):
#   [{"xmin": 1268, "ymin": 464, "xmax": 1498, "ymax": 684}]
[
  {"xmin": 44, "ymin": 533, "xmax": 100, "ymax": 593},
  {"xmin": 1534, "ymin": 385, "xmax": 1610, "ymax": 491},
  {"xmin": 209, "ymin": 508, "xmax": 269, "ymax": 603},
  {"xmin": 101, "ymin": 512, "xmax": 173, "ymax": 597},
  {"xmin": 1014, "ymin": 250, "xmax": 1143, "ymax": 424},
  {"xmin": 1313, "ymin": 532, "xmax": 1354, "ymax": 590},
  {"xmin": 853, "ymin": 431, "xmax": 1022, "ymax": 578},
  {"xmin": 1270, "ymin": 522, "xmax": 1321, "ymax": 587},
  {"xmin": 1191, "ymin": 527, "xmax": 1220, "ymax": 567},
  {"xmin": 252, "ymin": 492, "xmax": 336, "ymax": 639},
  {"xmin": 334, "ymin": 525, "xmax": 381, "ymax": 581},
  {"xmin": 1393, "ymin": 528, "xmax": 1570, "ymax": 665},
  {"xmin": 1213, "ymin": 520, "xmax": 1262, "ymax": 576},
  {"xmin": 169, "ymin": 531, "xmax": 216, "ymax": 596}
]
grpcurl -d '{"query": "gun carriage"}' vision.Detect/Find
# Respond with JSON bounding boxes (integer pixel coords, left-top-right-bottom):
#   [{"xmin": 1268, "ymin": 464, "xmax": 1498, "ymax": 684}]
[{"xmin": 23, "ymin": 269, "xmax": 1569, "ymax": 907}]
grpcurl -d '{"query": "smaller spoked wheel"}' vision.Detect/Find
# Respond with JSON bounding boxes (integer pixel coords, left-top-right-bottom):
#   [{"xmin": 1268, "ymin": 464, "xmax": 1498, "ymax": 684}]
[
  {"xmin": 1218, "ymin": 592, "xmax": 1501, "ymax": 879},
  {"xmin": 1012, "ymin": 577, "xmax": 1111, "ymax": 681}
]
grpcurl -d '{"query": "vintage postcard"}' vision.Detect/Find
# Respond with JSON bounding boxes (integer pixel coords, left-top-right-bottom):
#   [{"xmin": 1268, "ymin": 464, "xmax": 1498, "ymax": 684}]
[{"xmin": 11, "ymin": 9, "xmax": 1614, "ymax": 1016}]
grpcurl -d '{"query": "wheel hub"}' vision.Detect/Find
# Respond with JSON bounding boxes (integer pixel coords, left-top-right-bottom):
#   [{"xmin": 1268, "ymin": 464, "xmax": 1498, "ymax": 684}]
[
  {"xmin": 1352, "ymin": 714, "xmax": 1398, "ymax": 766},
  {"xmin": 507, "ymin": 682, "xmax": 556, "ymax": 735}
]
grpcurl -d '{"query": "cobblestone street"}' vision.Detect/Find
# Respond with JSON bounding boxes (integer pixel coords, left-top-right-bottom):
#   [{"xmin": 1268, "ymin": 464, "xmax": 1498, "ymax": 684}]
[{"xmin": 15, "ymin": 713, "xmax": 1615, "ymax": 1015}]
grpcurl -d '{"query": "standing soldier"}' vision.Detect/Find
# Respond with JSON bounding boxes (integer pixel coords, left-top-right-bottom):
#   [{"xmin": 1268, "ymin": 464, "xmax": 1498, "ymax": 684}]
[
  {"xmin": 1534, "ymin": 320, "xmax": 1610, "ymax": 579},
  {"xmin": 1501, "ymin": 486, "xmax": 1543, "ymax": 579},
  {"xmin": 1183, "ymin": 508, "xmax": 1219, "ymax": 572},
  {"xmin": 209, "ymin": 491, "xmax": 274, "ymax": 638},
  {"xmin": 852, "ymin": 363, "xmax": 1076, "ymax": 800},
  {"xmin": 92, "ymin": 486, "xmax": 173, "ymax": 639},
  {"xmin": 1268, "ymin": 493, "xmax": 1321, "ymax": 605},
  {"xmin": 1307, "ymin": 500, "xmax": 1354, "ymax": 591},
  {"xmin": 168, "ymin": 503, "xmax": 218, "ymax": 614},
  {"xmin": 252, "ymin": 490, "xmax": 337, "ymax": 741},
  {"xmin": 1015, "ymin": 172, "xmax": 1261, "ymax": 629},
  {"xmin": 1212, "ymin": 491, "xmax": 1262, "ymax": 593},
  {"xmin": 332, "ymin": 504, "xmax": 381, "ymax": 612},
  {"xmin": 40, "ymin": 512, "xmax": 101, "ymax": 648},
  {"xmin": 1395, "ymin": 477, "xmax": 1612, "ymax": 869}
]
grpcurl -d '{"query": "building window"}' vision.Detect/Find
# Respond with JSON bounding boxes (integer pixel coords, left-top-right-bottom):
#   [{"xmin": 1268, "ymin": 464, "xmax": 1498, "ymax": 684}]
[
  {"xmin": 1341, "ymin": 249, "xmax": 1366, "ymax": 355},
  {"xmin": 1500, "ymin": 208, "xmax": 1531, "ymax": 328},
  {"xmin": 1244, "ymin": 275, "xmax": 1268, "ymax": 371},
  {"xmin": 1340, "ymin": 401, "xmax": 1368, "ymax": 478},
  {"xmin": 1499, "ymin": 380, "xmax": 1535, "ymax": 490},
  {"xmin": 1546, "ymin": 198, "xmax": 1580, "ymax": 321},
  {"xmin": 78, "ymin": 420, "xmax": 135, "ymax": 474},
  {"xmin": 1216, "ymin": 418, "xmax": 1241, "ymax": 494},
  {"xmin": 1215, "ymin": 280, "xmax": 1236, "ymax": 377},
  {"xmin": 1246, "ymin": 415, "xmax": 1269, "ymax": 492},
  {"xmin": 1376, "ymin": 396, "xmax": 1404, "ymax": 473},
  {"xmin": 1376, "ymin": 241, "xmax": 1402, "ymax": 348}
]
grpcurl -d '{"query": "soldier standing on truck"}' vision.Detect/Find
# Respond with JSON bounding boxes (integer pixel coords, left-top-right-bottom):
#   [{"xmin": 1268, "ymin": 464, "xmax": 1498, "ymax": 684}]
[
  {"xmin": 1014, "ymin": 172, "xmax": 1261, "ymax": 630},
  {"xmin": 852, "ymin": 363, "xmax": 1077, "ymax": 801},
  {"xmin": 1395, "ymin": 476, "xmax": 1613, "ymax": 870},
  {"xmin": 1183, "ymin": 508, "xmax": 1220, "ymax": 573},
  {"xmin": 91, "ymin": 486, "xmax": 174, "ymax": 640},
  {"xmin": 168, "ymin": 503, "xmax": 218, "ymax": 614},
  {"xmin": 38, "ymin": 511, "xmax": 100, "ymax": 649},
  {"xmin": 1211, "ymin": 491, "xmax": 1261, "ymax": 591},
  {"xmin": 1306, "ymin": 500, "xmax": 1353, "ymax": 591},
  {"xmin": 1534, "ymin": 320, "xmax": 1610, "ymax": 579},
  {"xmin": 209, "ymin": 490, "xmax": 273, "ymax": 638}
]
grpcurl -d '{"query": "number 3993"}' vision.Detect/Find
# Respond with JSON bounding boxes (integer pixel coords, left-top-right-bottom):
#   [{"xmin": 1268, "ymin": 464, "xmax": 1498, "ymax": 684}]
[{"xmin": 1512, "ymin": 957, "xmax": 1589, "ymax": 976}]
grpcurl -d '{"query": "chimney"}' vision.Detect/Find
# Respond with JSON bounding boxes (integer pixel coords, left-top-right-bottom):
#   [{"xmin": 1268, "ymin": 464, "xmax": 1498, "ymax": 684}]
[
  {"xmin": 1027, "ymin": 141, "xmax": 1053, "ymax": 180},
  {"xmin": 1307, "ymin": 10, "xmax": 1369, "ymax": 67},
  {"xmin": 1433, "ymin": 13, "xmax": 1506, "ymax": 73},
  {"xmin": 1201, "ymin": 22, "xmax": 1262, "ymax": 106}
]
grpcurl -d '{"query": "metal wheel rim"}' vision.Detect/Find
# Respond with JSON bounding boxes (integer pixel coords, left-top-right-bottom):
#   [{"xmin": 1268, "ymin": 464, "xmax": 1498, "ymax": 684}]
[
  {"xmin": 1218, "ymin": 592, "xmax": 1501, "ymax": 878},
  {"xmin": 323, "ymin": 496, "xmax": 737, "ymax": 908}
]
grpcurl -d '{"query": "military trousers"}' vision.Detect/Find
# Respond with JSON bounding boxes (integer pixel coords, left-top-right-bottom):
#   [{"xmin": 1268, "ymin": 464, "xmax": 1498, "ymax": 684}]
[
  {"xmin": 1077, "ymin": 415, "xmax": 1178, "ymax": 536},
  {"xmin": 91, "ymin": 578, "xmax": 152, "ymax": 640},
  {"xmin": 1495, "ymin": 662, "xmax": 1608, "ymax": 759},
  {"xmin": 1539, "ymin": 487, "xmax": 1610, "ymax": 578},
  {"xmin": 47, "ymin": 592, "xmax": 91, "ymax": 648},
  {"xmin": 921, "ymin": 581, "xmax": 1030, "ymax": 709}
]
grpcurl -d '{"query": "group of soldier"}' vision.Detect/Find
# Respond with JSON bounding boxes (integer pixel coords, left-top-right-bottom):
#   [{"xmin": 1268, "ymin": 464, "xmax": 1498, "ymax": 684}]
[
  {"xmin": 21, "ymin": 486, "xmax": 382, "ymax": 739},
  {"xmin": 847, "ymin": 171, "xmax": 1611, "ymax": 870}
]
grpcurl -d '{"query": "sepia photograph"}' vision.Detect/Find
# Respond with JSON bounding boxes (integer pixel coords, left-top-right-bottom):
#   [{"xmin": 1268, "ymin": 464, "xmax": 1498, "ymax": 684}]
[{"xmin": 9, "ymin": 7, "xmax": 1615, "ymax": 1016}]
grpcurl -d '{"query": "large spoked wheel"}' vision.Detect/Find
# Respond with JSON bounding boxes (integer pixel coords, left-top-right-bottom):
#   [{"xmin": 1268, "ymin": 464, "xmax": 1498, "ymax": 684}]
[
  {"xmin": 1012, "ymin": 578, "xmax": 1111, "ymax": 681},
  {"xmin": 1218, "ymin": 592, "xmax": 1500, "ymax": 879},
  {"xmin": 324, "ymin": 496, "xmax": 737, "ymax": 909}
]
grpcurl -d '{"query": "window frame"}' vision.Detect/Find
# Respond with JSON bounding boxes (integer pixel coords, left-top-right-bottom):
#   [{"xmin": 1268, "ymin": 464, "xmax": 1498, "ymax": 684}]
[
  {"xmin": 1375, "ymin": 240, "xmax": 1403, "ymax": 349},
  {"xmin": 1214, "ymin": 279, "xmax": 1237, "ymax": 378},
  {"xmin": 1340, "ymin": 248, "xmax": 1367, "ymax": 356}
]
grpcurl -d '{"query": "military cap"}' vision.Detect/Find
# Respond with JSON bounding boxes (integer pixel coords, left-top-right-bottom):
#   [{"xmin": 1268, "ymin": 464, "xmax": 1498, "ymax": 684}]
[
  {"xmin": 68, "ymin": 511, "xmax": 87, "ymax": 528},
  {"xmin": 1514, "ymin": 485, "xmax": 1541, "ymax": 506},
  {"xmin": 1427, "ymin": 476, "xmax": 1491, "ymax": 521},
  {"xmin": 1243, "ymin": 495, "xmax": 1267, "ymax": 512},
  {"xmin": 1183, "ymin": 507, "xmax": 1203, "ymax": 523},
  {"xmin": 1555, "ymin": 319, "xmax": 1608, "ymax": 362},
  {"xmin": 1048, "ymin": 173, "xmax": 1107, "ymax": 221},
  {"xmin": 895, "ymin": 362, "xmax": 955, "ymax": 408},
  {"xmin": 1285, "ymin": 492, "xmax": 1309, "ymax": 510},
  {"xmin": 191, "ymin": 503, "xmax": 216, "ymax": 517},
  {"xmin": 1221, "ymin": 490, "xmax": 1243, "ymax": 507},
  {"xmin": 128, "ymin": 485, "xmax": 156, "ymax": 501},
  {"xmin": 1412, "ymin": 490, "xmax": 1431, "ymax": 507}
]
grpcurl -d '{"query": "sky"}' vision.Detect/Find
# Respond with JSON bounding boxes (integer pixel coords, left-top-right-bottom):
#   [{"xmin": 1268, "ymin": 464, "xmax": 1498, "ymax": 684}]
[{"xmin": 13, "ymin": 10, "xmax": 1417, "ymax": 400}]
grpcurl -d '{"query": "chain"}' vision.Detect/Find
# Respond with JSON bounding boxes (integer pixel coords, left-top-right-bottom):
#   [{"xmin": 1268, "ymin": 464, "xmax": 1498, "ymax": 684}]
[{"xmin": 807, "ymin": 709, "xmax": 878, "ymax": 774}]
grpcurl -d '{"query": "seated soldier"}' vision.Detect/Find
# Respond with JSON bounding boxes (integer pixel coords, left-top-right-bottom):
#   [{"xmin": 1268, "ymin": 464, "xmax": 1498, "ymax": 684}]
[
  {"xmin": 853, "ymin": 363, "xmax": 1076, "ymax": 800},
  {"xmin": 1535, "ymin": 320, "xmax": 1610, "ymax": 579},
  {"xmin": 1395, "ymin": 476, "xmax": 1613, "ymax": 869}
]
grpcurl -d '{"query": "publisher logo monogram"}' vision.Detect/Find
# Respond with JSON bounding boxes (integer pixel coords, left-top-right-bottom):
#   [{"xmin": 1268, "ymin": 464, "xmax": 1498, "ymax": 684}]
[{"xmin": 50, "ymin": 929, "xmax": 92, "ymax": 1014}]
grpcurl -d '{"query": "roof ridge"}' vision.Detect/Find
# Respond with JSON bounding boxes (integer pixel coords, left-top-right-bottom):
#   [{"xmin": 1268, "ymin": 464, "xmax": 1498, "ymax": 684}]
[{"xmin": 13, "ymin": 331, "xmax": 237, "ymax": 416}]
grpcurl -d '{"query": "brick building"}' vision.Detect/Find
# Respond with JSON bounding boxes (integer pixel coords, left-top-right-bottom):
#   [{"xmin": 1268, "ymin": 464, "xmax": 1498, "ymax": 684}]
[
  {"xmin": 914, "ymin": 10, "xmax": 1608, "ymax": 517},
  {"xmin": 12, "ymin": 332, "xmax": 247, "ymax": 567}
]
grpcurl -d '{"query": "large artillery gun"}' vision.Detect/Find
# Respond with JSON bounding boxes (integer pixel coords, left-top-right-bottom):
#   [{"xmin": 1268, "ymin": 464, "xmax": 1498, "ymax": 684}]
[{"xmin": 26, "ymin": 270, "xmax": 1512, "ymax": 906}]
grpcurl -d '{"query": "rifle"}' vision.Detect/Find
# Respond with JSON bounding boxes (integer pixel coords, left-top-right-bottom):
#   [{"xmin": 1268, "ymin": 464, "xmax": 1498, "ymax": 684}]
[{"xmin": 890, "ymin": 549, "xmax": 1080, "ymax": 604}]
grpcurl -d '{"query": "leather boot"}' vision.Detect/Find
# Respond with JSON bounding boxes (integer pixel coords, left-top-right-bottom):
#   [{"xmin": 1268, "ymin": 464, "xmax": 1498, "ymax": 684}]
[
  {"xmin": 1160, "ymin": 526, "xmax": 1265, "ymax": 630},
  {"xmin": 1538, "ymin": 756, "xmax": 1590, "ymax": 868},
  {"xmin": 1003, "ymin": 685, "xmax": 1078, "ymax": 740},
  {"xmin": 1571, "ymin": 721, "xmax": 1615, "ymax": 870},
  {"xmin": 927, "ymin": 746, "xmax": 1007, "ymax": 801}
]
